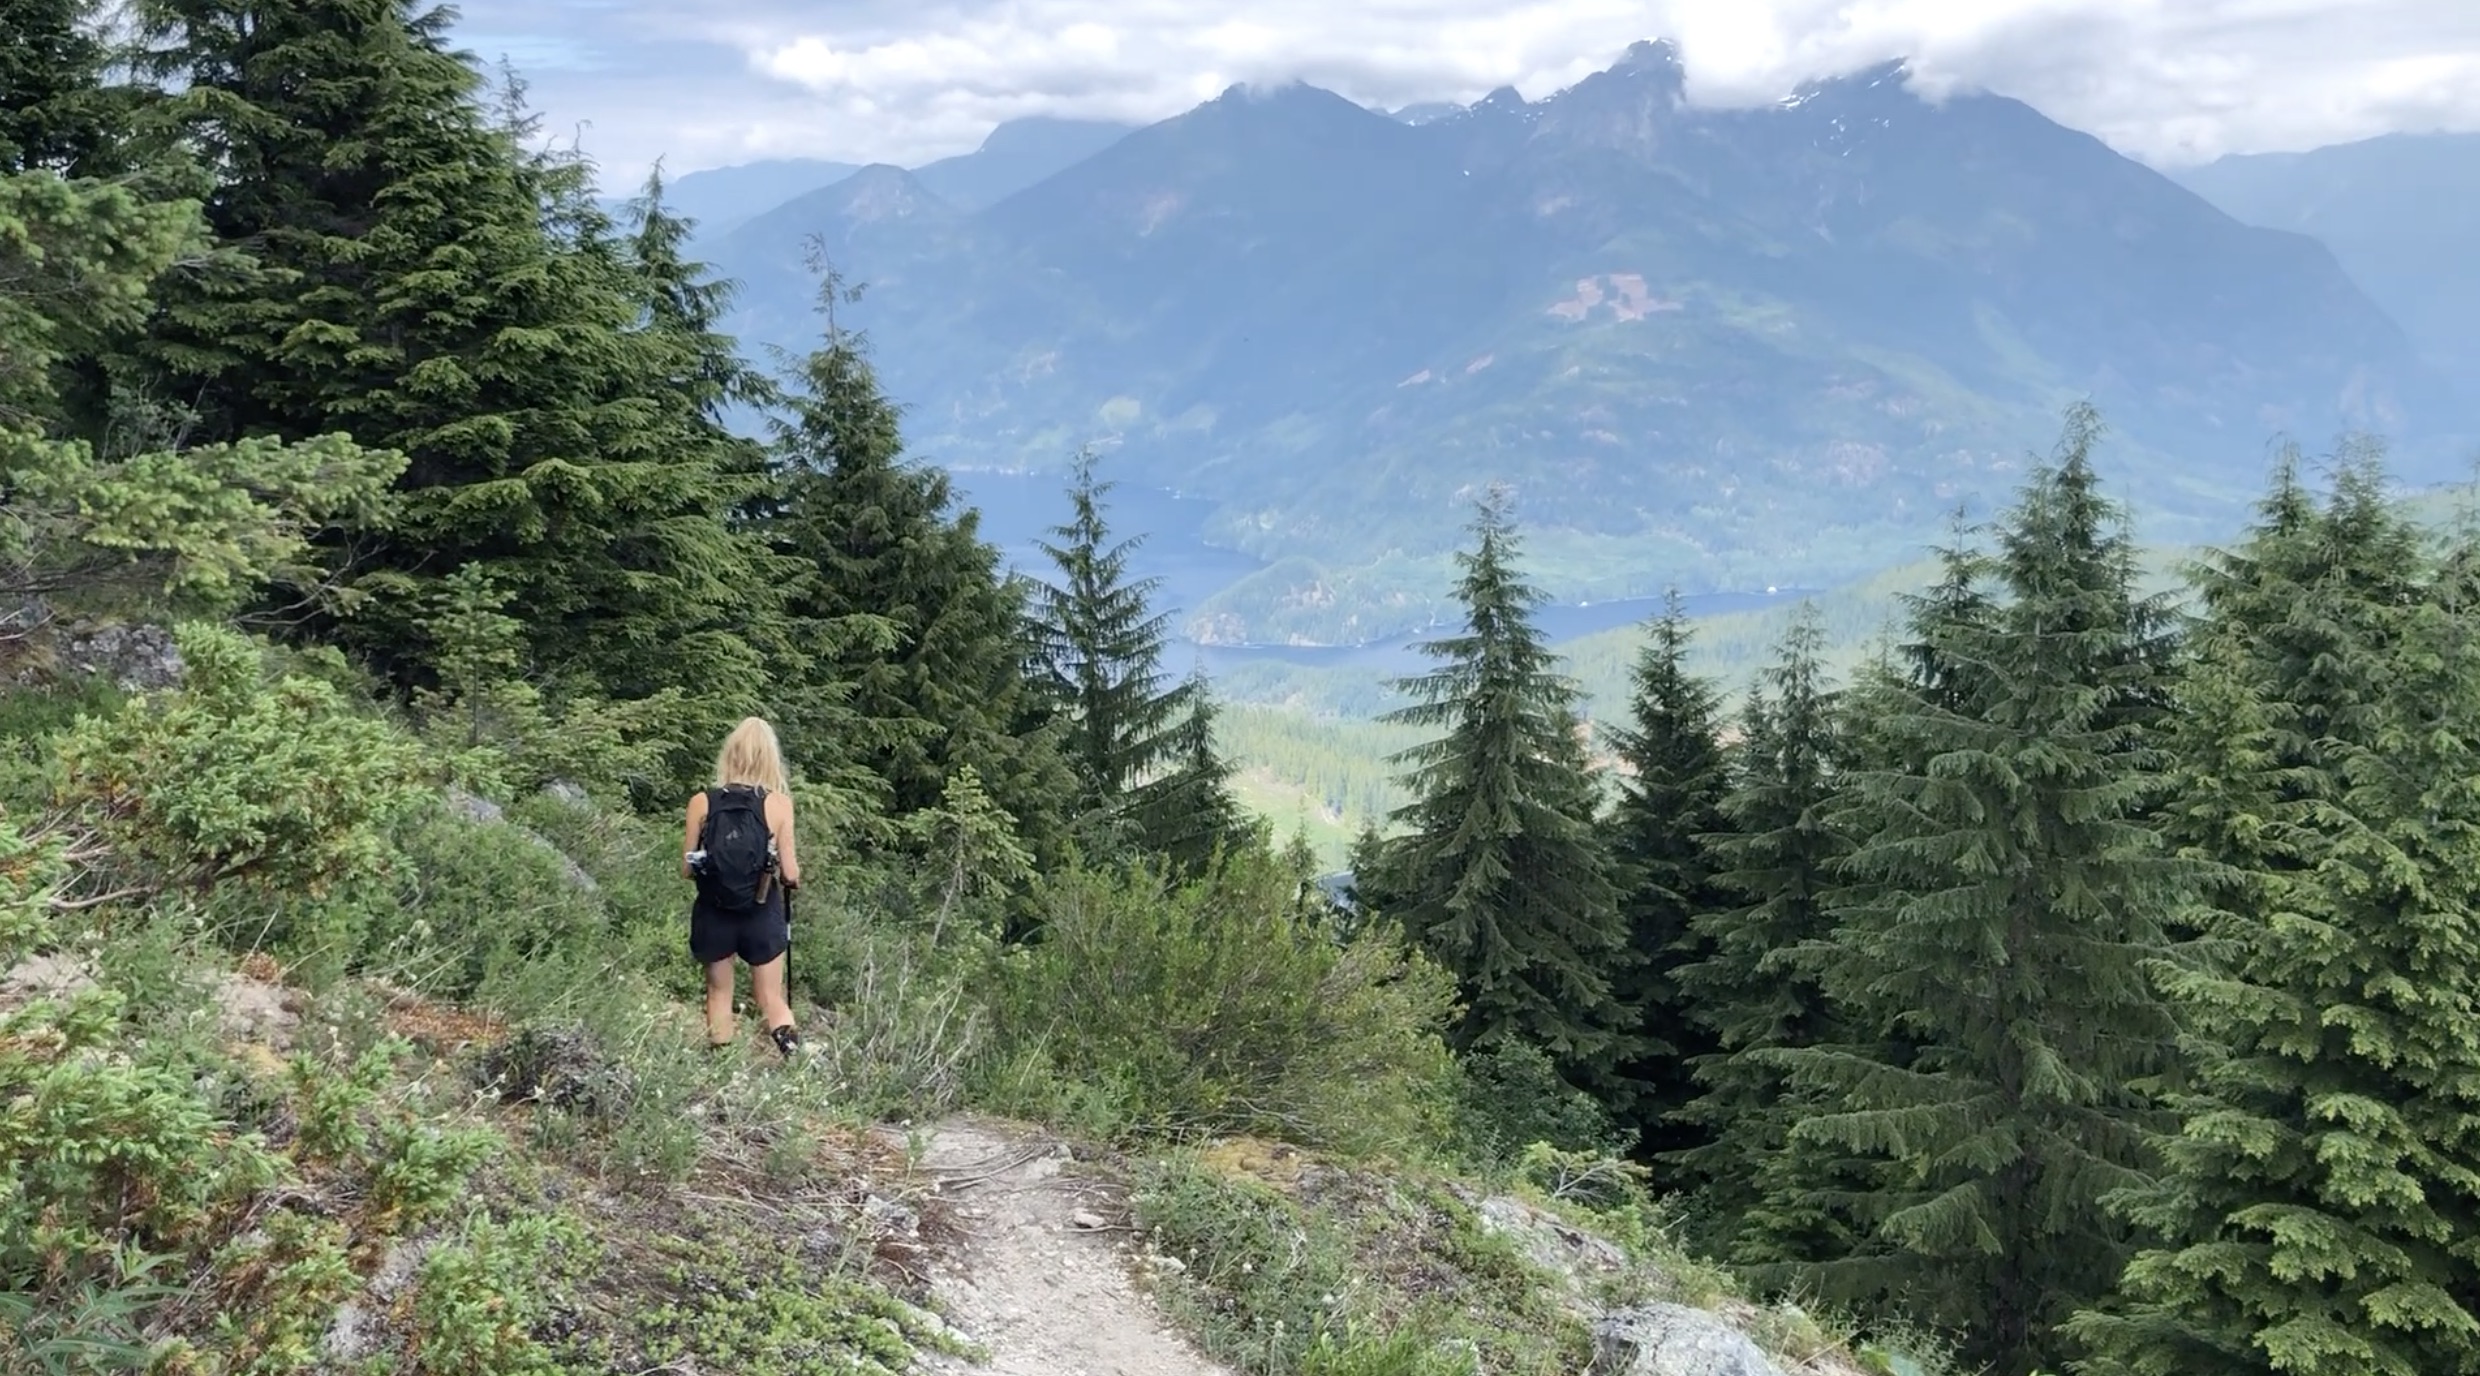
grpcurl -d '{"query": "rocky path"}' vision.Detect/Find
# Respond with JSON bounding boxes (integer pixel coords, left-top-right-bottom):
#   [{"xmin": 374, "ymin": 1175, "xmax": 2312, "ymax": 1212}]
[{"xmin": 908, "ymin": 1117, "xmax": 1235, "ymax": 1376}]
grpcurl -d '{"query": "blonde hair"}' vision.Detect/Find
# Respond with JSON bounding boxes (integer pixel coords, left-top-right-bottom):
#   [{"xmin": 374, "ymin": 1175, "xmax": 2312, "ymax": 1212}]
[{"xmin": 713, "ymin": 717, "xmax": 790, "ymax": 795}]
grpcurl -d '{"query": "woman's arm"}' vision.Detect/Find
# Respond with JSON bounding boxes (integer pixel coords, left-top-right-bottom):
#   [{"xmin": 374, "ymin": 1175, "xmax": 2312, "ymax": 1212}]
[
  {"xmin": 681, "ymin": 791, "xmax": 707, "ymax": 879},
  {"xmin": 770, "ymin": 790, "xmax": 800, "ymax": 888}
]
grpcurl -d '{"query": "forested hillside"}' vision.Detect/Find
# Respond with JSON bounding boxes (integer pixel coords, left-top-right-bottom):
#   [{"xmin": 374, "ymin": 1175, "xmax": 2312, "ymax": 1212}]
[{"xmin": 11, "ymin": 3, "xmax": 2480, "ymax": 1375}]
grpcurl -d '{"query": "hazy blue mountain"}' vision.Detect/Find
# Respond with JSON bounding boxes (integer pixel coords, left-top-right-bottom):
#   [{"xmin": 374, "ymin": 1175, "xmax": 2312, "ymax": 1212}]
[
  {"xmin": 636, "ymin": 157, "xmax": 859, "ymax": 238},
  {"xmin": 702, "ymin": 42, "xmax": 2463, "ymax": 645},
  {"xmin": 910, "ymin": 116, "xmax": 1138, "ymax": 210},
  {"xmin": 2172, "ymin": 131, "xmax": 2480, "ymax": 403}
]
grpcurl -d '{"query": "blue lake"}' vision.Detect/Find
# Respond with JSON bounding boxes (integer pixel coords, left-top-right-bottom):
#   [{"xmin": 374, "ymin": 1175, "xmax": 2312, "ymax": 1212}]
[{"xmin": 942, "ymin": 467, "xmax": 1807, "ymax": 677}]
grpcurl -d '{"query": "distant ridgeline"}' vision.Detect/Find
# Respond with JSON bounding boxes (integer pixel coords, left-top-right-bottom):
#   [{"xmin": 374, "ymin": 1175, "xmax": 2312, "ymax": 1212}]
[{"xmin": 693, "ymin": 41, "xmax": 2475, "ymax": 646}]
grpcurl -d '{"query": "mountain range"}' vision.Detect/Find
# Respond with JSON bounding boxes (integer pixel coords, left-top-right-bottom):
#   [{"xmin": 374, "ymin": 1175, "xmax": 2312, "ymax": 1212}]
[
  {"xmin": 681, "ymin": 41, "xmax": 2473, "ymax": 645},
  {"xmin": 2171, "ymin": 131, "xmax": 2480, "ymax": 417}
]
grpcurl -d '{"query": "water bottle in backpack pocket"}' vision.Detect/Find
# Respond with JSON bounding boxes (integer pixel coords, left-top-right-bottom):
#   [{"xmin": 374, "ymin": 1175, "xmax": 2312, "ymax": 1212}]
[{"xmin": 694, "ymin": 785, "xmax": 775, "ymax": 913}]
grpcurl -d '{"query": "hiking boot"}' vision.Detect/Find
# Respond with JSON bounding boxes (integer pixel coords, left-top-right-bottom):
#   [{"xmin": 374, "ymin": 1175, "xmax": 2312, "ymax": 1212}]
[{"xmin": 768, "ymin": 1024, "xmax": 802, "ymax": 1061}]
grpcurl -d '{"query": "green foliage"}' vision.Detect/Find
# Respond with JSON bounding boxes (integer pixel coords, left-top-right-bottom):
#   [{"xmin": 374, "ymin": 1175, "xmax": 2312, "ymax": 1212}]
[
  {"xmin": 605, "ymin": 1224, "xmax": 951, "ymax": 1376},
  {"xmin": 1131, "ymin": 1154, "xmax": 1586, "ymax": 1376},
  {"xmin": 1666, "ymin": 606, "xmax": 1850, "ymax": 1253},
  {"xmin": 408, "ymin": 1211, "xmax": 585, "ymax": 1376},
  {"xmin": 134, "ymin": 0, "xmax": 772, "ymax": 734},
  {"xmin": 1032, "ymin": 447, "xmax": 1206, "ymax": 855},
  {"xmin": 762, "ymin": 284, "xmax": 1070, "ymax": 860},
  {"xmin": 2069, "ymin": 453, "xmax": 2480, "ymax": 1376},
  {"xmin": 1363, "ymin": 487, "xmax": 1632, "ymax": 1080},
  {"xmin": 1766, "ymin": 407, "xmax": 2193, "ymax": 1376},
  {"xmin": 1601, "ymin": 590, "xmax": 1731, "ymax": 1159},
  {"xmin": 987, "ymin": 844, "xmax": 1459, "ymax": 1154},
  {"xmin": 53, "ymin": 623, "xmax": 426, "ymax": 896},
  {"xmin": 410, "ymin": 564, "xmax": 680, "ymax": 800}
]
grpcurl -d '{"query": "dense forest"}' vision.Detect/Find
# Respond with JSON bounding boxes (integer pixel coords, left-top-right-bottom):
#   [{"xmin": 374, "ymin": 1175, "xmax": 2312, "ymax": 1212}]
[{"xmin": 8, "ymin": 2, "xmax": 2480, "ymax": 1375}]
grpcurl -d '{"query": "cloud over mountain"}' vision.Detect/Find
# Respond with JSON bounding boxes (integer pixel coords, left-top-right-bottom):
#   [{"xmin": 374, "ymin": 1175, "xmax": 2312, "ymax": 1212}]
[{"xmin": 451, "ymin": 0, "xmax": 2480, "ymax": 184}]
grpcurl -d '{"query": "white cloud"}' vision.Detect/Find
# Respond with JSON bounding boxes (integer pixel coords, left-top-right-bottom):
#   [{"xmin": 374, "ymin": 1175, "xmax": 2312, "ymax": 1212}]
[{"xmin": 449, "ymin": 0, "xmax": 2480, "ymax": 185}]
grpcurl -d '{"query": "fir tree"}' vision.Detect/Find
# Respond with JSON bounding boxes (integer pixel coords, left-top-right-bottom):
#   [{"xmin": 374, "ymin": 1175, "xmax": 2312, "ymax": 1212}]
[
  {"xmin": 1769, "ymin": 406, "xmax": 2193, "ymax": 1376},
  {"xmin": 1129, "ymin": 672, "xmax": 1253, "ymax": 878},
  {"xmin": 1032, "ymin": 448, "xmax": 1196, "ymax": 849},
  {"xmin": 1603, "ymin": 590, "xmax": 1732, "ymax": 1160},
  {"xmin": 2069, "ymin": 457, "xmax": 2480, "ymax": 1376},
  {"xmin": 1666, "ymin": 606, "xmax": 1854, "ymax": 1257},
  {"xmin": 1375, "ymin": 486, "xmax": 1632, "ymax": 1074},
  {"xmin": 133, "ymin": 0, "xmax": 762, "ymax": 715},
  {"xmin": 764, "ymin": 275, "xmax": 1071, "ymax": 858}
]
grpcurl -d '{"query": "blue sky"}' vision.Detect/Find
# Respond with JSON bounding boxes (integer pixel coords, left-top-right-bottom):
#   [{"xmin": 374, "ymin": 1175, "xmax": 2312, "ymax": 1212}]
[{"xmin": 445, "ymin": 0, "xmax": 2480, "ymax": 187}]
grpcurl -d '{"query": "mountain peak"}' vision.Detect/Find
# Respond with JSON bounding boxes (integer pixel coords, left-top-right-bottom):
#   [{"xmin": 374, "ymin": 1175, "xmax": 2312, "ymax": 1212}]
[
  {"xmin": 1615, "ymin": 39, "xmax": 1685, "ymax": 73},
  {"xmin": 816, "ymin": 164, "xmax": 953, "ymax": 224}
]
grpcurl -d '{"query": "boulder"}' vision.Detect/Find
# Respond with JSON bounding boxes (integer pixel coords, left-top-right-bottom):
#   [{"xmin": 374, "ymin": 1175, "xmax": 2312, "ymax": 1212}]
[
  {"xmin": 61, "ymin": 621, "xmax": 183, "ymax": 692},
  {"xmin": 1588, "ymin": 1304, "xmax": 1789, "ymax": 1376}
]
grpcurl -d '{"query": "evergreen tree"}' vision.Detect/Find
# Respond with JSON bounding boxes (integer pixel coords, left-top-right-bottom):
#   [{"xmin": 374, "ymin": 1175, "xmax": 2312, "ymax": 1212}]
[
  {"xmin": 1666, "ymin": 606, "xmax": 1853, "ymax": 1256},
  {"xmin": 764, "ymin": 278, "xmax": 1070, "ymax": 857},
  {"xmin": 1603, "ymin": 590, "xmax": 1732, "ymax": 1160},
  {"xmin": 2069, "ymin": 457, "xmax": 2480, "ymax": 1376},
  {"xmin": 1032, "ymin": 448, "xmax": 1196, "ymax": 849},
  {"xmin": 1768, "ymin": 407, "xmax": 2193, "ymax": 1376},
  {"xmin": 0, "ymin": 0, "xmax": 143, "ymax": 176},
  {"xmin": 1128, "ymin": 672, "xmax": 1253, "ymax": 878},
  {"xmin": 132, "ymin": 0, "xmax": 762, "ymax": 716},
  {"xmin": 1374, "ymin": 486, "xmax": 1632, "ymax": 1074}
]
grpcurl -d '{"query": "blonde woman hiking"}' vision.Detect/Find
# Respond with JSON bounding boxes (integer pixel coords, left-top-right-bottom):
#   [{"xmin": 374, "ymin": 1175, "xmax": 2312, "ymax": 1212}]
[{"xmin": 683, "ymin": 717, "xmax": 804, "ymax": 1060}]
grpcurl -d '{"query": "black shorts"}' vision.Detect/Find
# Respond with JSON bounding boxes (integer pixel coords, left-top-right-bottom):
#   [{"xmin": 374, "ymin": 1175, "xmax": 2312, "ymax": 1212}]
[{"xmin": 689, "ymin": 889, "xmax": 789, "ymax": 967}]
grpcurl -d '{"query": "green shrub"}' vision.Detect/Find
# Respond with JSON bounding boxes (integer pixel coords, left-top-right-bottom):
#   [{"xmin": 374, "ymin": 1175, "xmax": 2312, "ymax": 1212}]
[
  {"xmin": 53, "ymin": 624, "xmax": 425, "ymax": 897},
  {"xmin": 986, "ymin": 846, "xmax": 1460, "ymax": 1154},
  {"xmin": 0, "ymin": 981, "xmax": 287, "ymax": 1295},
  {"xmin": 1446, "ymin": 1040, "xmax": 1630, "ymax": 1165},
  {"xmin": 408, "ymin": 1211, "xmax": 586, "ymax": 1376}
]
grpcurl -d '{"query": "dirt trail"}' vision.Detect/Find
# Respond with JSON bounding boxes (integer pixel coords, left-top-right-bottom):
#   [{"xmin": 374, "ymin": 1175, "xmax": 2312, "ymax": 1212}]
[{"xmin": 908, "ymin": 1117, "xmax": 1235, "ymax": 1376}]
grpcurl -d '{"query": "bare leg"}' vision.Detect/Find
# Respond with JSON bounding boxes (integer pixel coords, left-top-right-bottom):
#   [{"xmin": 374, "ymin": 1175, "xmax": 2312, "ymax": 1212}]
[
  {"xmin": 704, "ymin": 959, "xmax": 737, "ymax": 1046},
  {"xmin": 749, "ymin": 954, "xmax": 795, "ymax": 1033}
]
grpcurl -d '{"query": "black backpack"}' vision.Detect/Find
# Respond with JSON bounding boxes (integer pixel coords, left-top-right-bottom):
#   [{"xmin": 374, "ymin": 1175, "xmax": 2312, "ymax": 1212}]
[{"xmin": 695, "ymin": 785, "xmax": 774, "ymax": 913}]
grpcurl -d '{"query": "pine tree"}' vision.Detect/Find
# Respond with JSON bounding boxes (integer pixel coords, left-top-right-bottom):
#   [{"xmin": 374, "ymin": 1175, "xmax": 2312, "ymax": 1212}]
[
  {"xmin": 1603, "ymin": 590, "xmax": 1732, "ymax": 1160},
  {"xmin": 1375, "ymin": 486, "xmax": 1631, "ymax": 1073},
  {"xmin": 132, "ymin": 0, "xmax": 762, "ymax": 714},
  {"xmin": 2069, "ymin": 456, "xmax": 2480, "ymax": 1376},
  {"xmin": 764, "ymin": 276, "xmax": 1070, "ymax": 856},
  {"xmin": 1665, "ymin": 605, "xmax": 1853, "ymax": 1256},
  {"xmin": 1032, "ymin": 448, "xmax": 1196, "ymax": 850},
  {"xmin": 1767, "ymin": 406, "xmax": 2193, "ymax": 1376}
]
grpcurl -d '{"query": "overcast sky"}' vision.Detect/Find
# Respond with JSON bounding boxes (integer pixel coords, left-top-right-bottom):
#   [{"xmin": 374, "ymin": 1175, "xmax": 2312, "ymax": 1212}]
[{"xmin": 448, "ymin": 0, "xmax": 2480, "ymax": 188}]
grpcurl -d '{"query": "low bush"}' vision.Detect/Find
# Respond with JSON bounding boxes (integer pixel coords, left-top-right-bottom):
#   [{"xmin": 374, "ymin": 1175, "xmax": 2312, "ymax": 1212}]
[
  {"xmin": 52, "ymin": 623, "xmax": 426, "ymax": 898},
  {"xmin": 982, "ymin": 846, "xmax": 1460, "ymax": 1155}
]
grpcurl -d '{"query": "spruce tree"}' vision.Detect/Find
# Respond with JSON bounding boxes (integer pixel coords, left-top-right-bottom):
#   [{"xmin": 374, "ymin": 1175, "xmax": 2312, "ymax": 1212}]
[
  {"xmin": 2069, "ymin": 457, "xmax": 2480, "ymax": 1376},
  {"xmin": 1032, "ymin": 448, "xmax": 1197, "ymax": 850},
  {"xmin": 133, "ymin": 0, "xmax": 761, "ymax": 712},
  {"xmin": 1375, "ymin": 486, "xmax": 1631, "ymax": 1073},
  {"xmin": 764, "ymin": 280, "xmax": 1070, "ymax": 857},
  {"xmin": 1603, "ymin": 590, "xmax": 1732, "ymax": 1160},
  {"xmin": 1767, "ymin": 407, "xmax": 2192, "ymax": 1376},
  {"xmin": 1666, "ymin": 606, "xmax": 1854, "ymax": 1254}
]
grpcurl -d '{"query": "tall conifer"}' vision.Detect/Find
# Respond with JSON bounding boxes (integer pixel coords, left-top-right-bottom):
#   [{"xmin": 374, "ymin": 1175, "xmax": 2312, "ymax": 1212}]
[
  {"xmin": 133, "ymin": 0, "xmax": 759, "ymax": 708},
  {"xmin": 1604, "ymin": 591, "xmax": 1732, "ymax": 1159},
  {"xmin": 1032, "ymin": 449, "xmax": 1198, "ymax": 851},
  {"xmin": 1667, "ymin": 606, "xmax": 1852, "ymax": 1253},
  {"xmin": 1374, "ymin": 487, "xmax": 1631, "ymax": 1072},
  {"xmin": 1767, "ymin": 406, "xmax": 2192, "ymax": 1375},
  {"xmin": 2070, "ymin": 456, "xmax": 2480, "ymax": 1376},
  {"xmin": 766, "ymin": 279, "xmax": 1070, "ymax": 855}
]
